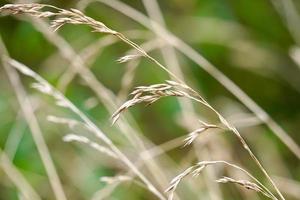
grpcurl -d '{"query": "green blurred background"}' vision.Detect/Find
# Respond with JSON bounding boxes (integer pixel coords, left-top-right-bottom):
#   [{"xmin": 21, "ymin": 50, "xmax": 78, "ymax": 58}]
[{"xmin": 0, "ymin": 0, "xmax": 300, "ymax": 199}]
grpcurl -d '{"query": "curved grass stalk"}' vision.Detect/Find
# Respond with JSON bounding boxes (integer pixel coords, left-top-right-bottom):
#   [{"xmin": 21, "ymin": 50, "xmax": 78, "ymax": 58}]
[
  {"xmin": 165, "ymin": 160, "xmax": 277, "ymax": 200},
  {"xmin": 0, "ymin": 37, "xmax": 67, "ymax": 200},
  {"xmin": 140, "ymin": 2, "xmax": 224, "ymax": 198},
  {"xmin": 5, "ymin": 58, "xmax": 166, "ymax": 200},
  {"xmin": 33, "ymin": 17, "xmax": 173, "ymax": 192},
  {"xmin": 57, "ymin": 29, "xmax": 152, "ymax": 91},
  {"xmin": 90, "ymin": 0, "xmax": 300, "ymax": 160},
  {"xmin": 114, "ymin": 81, "xmax": 284, "ymax": 199},
  {"xmin": 0, "ymin": 3, "xmax": 287, "ymax": 199},
  {"xmin": 13, "ymin": 15, "xmax": 174, "ymax": 193},
  {"xmin": 31, "ymin": 17, "xmax": 174, "ymax": 194}
]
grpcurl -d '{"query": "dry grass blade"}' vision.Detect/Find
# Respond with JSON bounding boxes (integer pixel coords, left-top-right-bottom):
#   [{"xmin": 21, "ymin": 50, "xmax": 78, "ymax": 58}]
[
  {"xmin": 13, "ymin": 12, "xmax": 173, "ymax": 195},
  {"xmin": 0, "ymin": 4, "xmax": 44, "ymax": 15},
  {"xmin": 47, "ymin": 115, "xmax": 94, "ymax": 134},
  {"xmin": 100, "ymin": 175, "xmax": 148, "ymax": 193},
  {"xmin": 63, "ymin": 134, "xmax": 118, "ymax": 159},
  {"xmin": 0, "ymin": 3, "xmax": 287, "ymax": 199},
  {"xmin": 96, "ymin": 0, "xmax": 300, "ymax": 168},
  {"xmin": 47, "ymin": 115, "xmax": 82, "ymax": 129},
  {"xmin": 100, "ymin": 175, "xmax": 133, "ymax": 184},
  {"xmin": 183, "ymin": 121, "xmax": 220, "ymax": 147},
  {"xmin": 83, "ymin": 2, "xmax": 296, "ymax": 198},
  {"xmin": 216, "ymin": 176, "xmax": 273, "ymax": 199},
  {"xmin": 141, "ymin": 1, "xmax": 224, "ymax": 198},
  {"xmin": 165, "ymin": 160, "xmax": 277, "ymax": 200},
  {"xmin": 117, "ymin": 38, "xmax": 164, "ymax": 102},
  {"xmin": 113, "ymin": 79, "xmax": 283, "ymax": 199},
  {"xmin": 0, "ymin": 3, "xmax": 148, "ymax": 60},
  {"xmin": 6, "ymin": 58, "xmax": 166, "ymax": 200},
  {"xmin": 165, "ymin": 166, "xmax": 195, "ymax": 200},
  {"xmin": 0, "ymin": 4, "xmax": 116, "ymax": 34},
  {"xmin": 0, "ymin": 39, "xmax": 67, "ymax": 200},
  {"xmin": 111, "ymin": 81, "xmax": 197, "ymax": 124}
]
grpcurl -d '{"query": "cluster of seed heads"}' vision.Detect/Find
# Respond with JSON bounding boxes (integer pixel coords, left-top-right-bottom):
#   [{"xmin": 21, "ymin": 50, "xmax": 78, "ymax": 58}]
[
  {"xmin": 183, "ymin": 120, "xmax": 221, "ymax": 147},
  {"xmin": 165, "ymin": 161, "xmax": 276, "ymax": 200},
  {"xmin": 111, "ymin": 81, "xmax": 193, "ymax": 124},
  {"xmin": 0, "ymin": 4, "xmax": 285, "ymax": 200},
  {"xmin": 0, "ymin": 4, "xmax": 116, "ymax": 34},
  {"xmin": 216, "ymin": 176, "xmax": 273, "ymax": 199}
]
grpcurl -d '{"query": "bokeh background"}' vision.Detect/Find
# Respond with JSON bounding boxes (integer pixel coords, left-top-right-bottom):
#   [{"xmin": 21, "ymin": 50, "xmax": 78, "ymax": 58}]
[{"xmin": 0, "ymin": 0, "xmax": 300, "ymax": 199}]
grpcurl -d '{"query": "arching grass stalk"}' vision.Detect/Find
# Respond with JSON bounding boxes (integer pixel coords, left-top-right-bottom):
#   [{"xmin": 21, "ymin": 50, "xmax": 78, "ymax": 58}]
[{"xmin": 0, "ymin": 3, "xmax": 285, "ymax": 199}]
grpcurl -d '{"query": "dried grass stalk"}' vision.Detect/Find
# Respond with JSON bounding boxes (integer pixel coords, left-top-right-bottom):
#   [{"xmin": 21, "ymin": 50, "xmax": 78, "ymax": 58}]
[
  {"xmin": 0, "ymin": 3, "xmax": 147, "ymax": 59},
  {"xmin": 96, "ymin": 0, "xmax": 300, "ymax": 165},
  {"xmin": 112, "ymin": 80, "xmax": 202, "ymax": 124},
  {"xmin": 216, "ymin": 176, "xmax": 273, "ymax": 199},
  {"xmin": 183, "ymin": 120, "xmax": 220, "ymax": 147},
  {"xmin": 165, "ymin": 160, "xmax": 277, "ymax": 200},
  {"xmin": 100, "ymin": 175, "xmax": 148, "ymax": 191},
  {"xmin": 47, "ymin": 115, "xmax": 82, "ymax": 129},
  {"xmin": 100, "ymin": 175, "xmax": 133, "ymax": 184},
  {"xmin": 63, "ymin": 134, "xmax": 118, "ymax": 159},
  {"xmin": 113, "ymin": 78, "xmax": 283, "ymax": 199},
  {"xmin": 115, "ymin": 80, "xmax": 283, "ymax": 200},
  {"xmin": 6, "ymin": 58, "xmax": 166, "ymax": 200},
  {"xmin": 0, "ymin": 3, "xmax": 285, "ymax": 200},
  {"xmin": 0, "ymin": 4, "xmax": 116, "ymax": 34}
]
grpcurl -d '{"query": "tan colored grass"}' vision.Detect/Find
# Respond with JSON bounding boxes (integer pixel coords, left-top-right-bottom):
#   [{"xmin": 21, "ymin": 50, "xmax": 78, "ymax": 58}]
[
  {"xmin": 21, "ymin": 13, "xmax": 172, "ymax": 195},
  {"xmin": 62, "ymin": 134, "xmax": 118, "ymax": 159},
  {"xmin": 111, "ymin": 81, "xmax": 196, "ymax": 124},
  {"xmin": 0, "ymin": 37, "xmax": 67, "ymax": 200},
  {"xmin": 92, "ymin": 0, "xmax": 300, "ymax": 162},
  {"xmin": 165, "ymin": 161, "xmax": 277, "ymax": 200},
  {"xmin": 5, "ymin": 57, "xmax": 166, "ymax": 200},
  {"xmin": 0, "ymin": 3, "xmax": 289, "ymax": 200},
  {"xmin": 183, "ymin": 121, "xmax": 220, "ymax": 147},
  {"xmin": 113, "ymin": 80, "xmax": 284, "ymax": 199},
  {"xmin": 216, "ymin": 176, "xmax": 273, "ymax": 199},
  {"xmin": 140, "ymin": 1, "xmax": 224, "ymax": 198}
]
